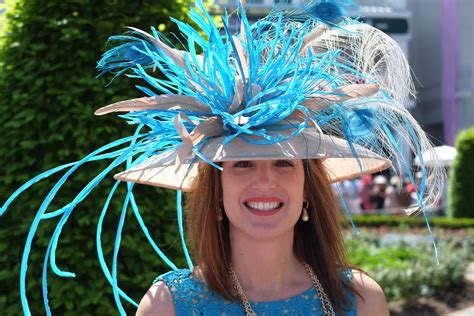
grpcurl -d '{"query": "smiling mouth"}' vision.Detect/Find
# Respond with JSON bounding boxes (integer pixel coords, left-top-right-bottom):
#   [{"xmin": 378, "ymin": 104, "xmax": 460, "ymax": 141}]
[{"xmin": 244, "ymin": 201, "xmax": 284, "ymax": 212}]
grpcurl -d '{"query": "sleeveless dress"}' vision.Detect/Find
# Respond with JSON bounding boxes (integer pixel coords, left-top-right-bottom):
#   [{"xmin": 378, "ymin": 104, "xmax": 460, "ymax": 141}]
[{"xmin": 154, "ymin": 268, "xmax": 357, "ymax": 315}]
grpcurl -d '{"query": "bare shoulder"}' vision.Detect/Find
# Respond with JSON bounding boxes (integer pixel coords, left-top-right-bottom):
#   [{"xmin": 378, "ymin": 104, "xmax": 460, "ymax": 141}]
[
  {"xmin": 136, "ymin": 281, "xmax": 175, "ymax": 316},
  {"xmin": 351, "ymin": 270, "xmax": 389, "ymax": 316}
]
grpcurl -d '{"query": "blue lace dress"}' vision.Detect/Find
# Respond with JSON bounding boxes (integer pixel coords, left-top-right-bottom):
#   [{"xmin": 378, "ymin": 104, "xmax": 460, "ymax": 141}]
[{"xmin": 154, "ymin": 268, "xmax": 357, "ymax": 315}]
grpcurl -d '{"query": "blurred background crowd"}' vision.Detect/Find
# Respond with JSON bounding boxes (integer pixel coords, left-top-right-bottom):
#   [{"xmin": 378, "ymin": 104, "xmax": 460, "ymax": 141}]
[{"xmin": 337, "ymin": 171, "xmax": 447, "ymax": 215}]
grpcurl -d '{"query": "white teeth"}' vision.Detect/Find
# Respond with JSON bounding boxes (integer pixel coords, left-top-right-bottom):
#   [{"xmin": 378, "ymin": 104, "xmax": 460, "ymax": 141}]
[{"xmin": 246, "ymin": 201, "xmax": 281, "ymax": 211}]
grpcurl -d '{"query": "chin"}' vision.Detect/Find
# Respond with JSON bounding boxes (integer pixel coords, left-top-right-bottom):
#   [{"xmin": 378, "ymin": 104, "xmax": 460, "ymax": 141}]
[{"xmin": 231, "ymin": 219, "xmax": 297, "ymax": 242}]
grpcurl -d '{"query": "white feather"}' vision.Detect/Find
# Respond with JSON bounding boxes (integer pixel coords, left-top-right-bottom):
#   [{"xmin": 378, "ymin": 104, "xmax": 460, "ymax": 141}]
[{"xmin": 304, "ymin": 23, "xmax": 416, "ymax": 107}]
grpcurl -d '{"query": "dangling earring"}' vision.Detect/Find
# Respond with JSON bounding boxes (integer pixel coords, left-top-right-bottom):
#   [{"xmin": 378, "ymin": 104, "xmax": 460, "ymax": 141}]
[
  {"xmin": 217, "ymin": 204, "xmax": 224, "ymax": 221},
  {"xmin": 301, "ymin": 201, "xmax": 309, "ymax": 222}
]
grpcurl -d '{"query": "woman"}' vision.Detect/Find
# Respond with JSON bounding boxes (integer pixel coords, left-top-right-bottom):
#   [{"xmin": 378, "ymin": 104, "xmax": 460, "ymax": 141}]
[
  {"xmin": 137, "ymin": 160, "xmax": 389, "ymax": 315},
  {"xmin": 1, "ymin": 0, "xmax": 444, "ymax": 314}
]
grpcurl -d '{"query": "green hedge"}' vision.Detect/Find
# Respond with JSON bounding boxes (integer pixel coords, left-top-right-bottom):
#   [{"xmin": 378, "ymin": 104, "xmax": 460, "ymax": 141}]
[
  {"xmin": 347, "ymin": 233, "xmax": 472, "ymax": 301},
  {"xmin": 344, "ymin": 215, "xmax": 474, "ymax": 229},
  {"xmin": 0, "ymin": 0, "xmax": 192, "ymax": 314},
  {"xmin": 449, "ymin": 127, "xmax": 474, "ymax": 218}
]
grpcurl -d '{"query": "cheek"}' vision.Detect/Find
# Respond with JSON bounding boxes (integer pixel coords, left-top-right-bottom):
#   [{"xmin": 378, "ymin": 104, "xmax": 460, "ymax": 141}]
[
  {"xmin": 287, "ymin": 172, "xmax": 306, "ymax": 209},
  {"xmin": 282, "ymin": 169, "xmax": 305, "ymax": 193},
  {"xmin": 290, "ymin": 180, "xmax": 305, "ymax": 204},
  {"xmin": 221, "ymin": 173, "xmax": 242, "ymax": 210},
  {"xmin": 221, "ymin": 179, "xmax": 232, "ymax": 205}
]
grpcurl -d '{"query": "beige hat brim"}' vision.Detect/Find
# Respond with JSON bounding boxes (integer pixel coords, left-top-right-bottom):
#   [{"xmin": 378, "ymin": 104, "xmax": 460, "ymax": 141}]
[{"xmin": 113, "ymin": 128, "xmax": 391, "ymax": 191}]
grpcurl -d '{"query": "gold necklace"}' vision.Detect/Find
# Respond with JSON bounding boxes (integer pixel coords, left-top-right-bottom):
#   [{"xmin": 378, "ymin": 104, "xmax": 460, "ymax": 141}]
[{"xmin": 228, "ymin": 262, "xmax": 335, "ymax": 316}]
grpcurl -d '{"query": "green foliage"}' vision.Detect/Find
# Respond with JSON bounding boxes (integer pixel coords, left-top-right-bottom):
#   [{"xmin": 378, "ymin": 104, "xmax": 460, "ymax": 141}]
[
  {"xmin": 0, "ymin": 0, "xmax": 192, "ymax": 314},
  {"xmin": 449, "ymin": 127, "xmax": 474, "ymax": 218},
  {"xmin": 345, "ymin": 215, "xmax": 474, "ymax": 229},
  {"xmin": 347, "ymin": 231, "xmax": 472, "ymax": 301}
]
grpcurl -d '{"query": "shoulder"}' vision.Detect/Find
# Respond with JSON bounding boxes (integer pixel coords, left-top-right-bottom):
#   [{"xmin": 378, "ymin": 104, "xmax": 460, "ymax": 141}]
[
  {"xmin": 137, "ymin": 268, "xmax": 210, "ymax": 315},
  {"xmin": 136, "ymin": 281, "xmax": 175, "ymax": 316},
  {"xmin": 153, "ymin": 268, "xmax": 193, "ymax": 286},
  {"xmin": 136, "ymin": 269, "xmax": 193, "ymax": 316},
  {"xmin": 351, "ymin": 270, "xmax": 389, "ymax": 316}
]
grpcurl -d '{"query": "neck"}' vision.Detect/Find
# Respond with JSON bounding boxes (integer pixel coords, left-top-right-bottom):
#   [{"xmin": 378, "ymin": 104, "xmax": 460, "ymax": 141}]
[{"xmin": 229, "ymin": 227, "xmax": 309, "ymax": 299}]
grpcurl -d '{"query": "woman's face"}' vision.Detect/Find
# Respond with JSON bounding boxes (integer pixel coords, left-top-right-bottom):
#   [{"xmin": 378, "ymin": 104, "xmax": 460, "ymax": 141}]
[{"xmin": 221, "ymin": 159, "xmax": 306, "ymax": 240}]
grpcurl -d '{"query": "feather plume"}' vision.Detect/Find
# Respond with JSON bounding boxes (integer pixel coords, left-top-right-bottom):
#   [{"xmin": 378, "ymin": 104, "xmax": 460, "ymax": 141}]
[
  {"xmin": 126, "ymin": 27, "xmax": 189, "ymax": 69},
  {"xmin": 304, "ymin": 23, "xmax": 416, "ymax": 104},
  {"xmin": 94, "ymin": 95, "xmax": 209, "ymax": 116},
  {"xmin": 300, "ymin": 24, "xmax": 329, "ymax": 54}
]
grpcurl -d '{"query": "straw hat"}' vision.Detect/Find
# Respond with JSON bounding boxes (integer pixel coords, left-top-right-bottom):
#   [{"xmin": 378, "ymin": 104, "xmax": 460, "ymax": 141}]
[
  {"xmin": 107, "ymin": 128, "xmax": 390, "ymax": 191},
  {"xmin": 93, "ymin": 0, "xmax": 433, "ymax": 195},
  {"xmin": 91, "ymin": 0, "xmax": 445, "ymax": 208}
]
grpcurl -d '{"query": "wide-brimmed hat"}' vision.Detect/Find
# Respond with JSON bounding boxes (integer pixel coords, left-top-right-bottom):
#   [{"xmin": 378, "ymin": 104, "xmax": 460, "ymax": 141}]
[
  {"xmin": 92, "ymin": 0, "xmax": 444, "ymax": 198},
  {"xmin": 106, "ymin": 128, "xmax": 390, "ymax": 191}
]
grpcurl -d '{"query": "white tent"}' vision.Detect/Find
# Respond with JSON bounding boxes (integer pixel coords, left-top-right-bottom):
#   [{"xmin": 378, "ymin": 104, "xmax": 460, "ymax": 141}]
[{"xmin": 414, "ymin": 145, "xmax": 457, "ymax": 167}]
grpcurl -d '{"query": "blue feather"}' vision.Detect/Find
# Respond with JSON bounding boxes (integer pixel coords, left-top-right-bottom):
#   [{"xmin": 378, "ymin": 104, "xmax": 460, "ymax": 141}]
[
  {"xmin": 308, "ymin": 1, "xmax": 346, "ymax": 24},
  {"xmin": 347, "ymin": 108, "xmax": 375, "ymax": 138}
]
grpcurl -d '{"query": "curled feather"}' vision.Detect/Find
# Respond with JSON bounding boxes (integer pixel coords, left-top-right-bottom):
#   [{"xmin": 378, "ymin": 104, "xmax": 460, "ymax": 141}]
[{"xmin": 304, "ymin": 23, "xmax": 416, "ymax": 104}]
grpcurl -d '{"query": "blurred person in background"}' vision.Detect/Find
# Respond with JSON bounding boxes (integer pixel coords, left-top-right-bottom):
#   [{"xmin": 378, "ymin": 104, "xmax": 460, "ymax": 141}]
[
  {"xmin": 359, "ymin": 175, "xmax": 375, "ymax": 212},
  {"xmin": 340, "ymin": 179, "xmax": 362, "ymax": 215},
  {"xmin": 385, "ymin": 175, "xmax": 412, "ymax": 212},
  {"xmin": 372, "ymin": 175, "xmax": 388, "ymax": 211}
]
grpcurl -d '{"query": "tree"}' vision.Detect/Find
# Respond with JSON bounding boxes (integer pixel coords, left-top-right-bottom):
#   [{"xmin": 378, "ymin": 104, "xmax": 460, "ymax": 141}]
[
  {"xmin": 0, "ymin": 0, "xmax": 192, "ymax": 313},
  {"xmin": 449, "ymin": 127, "xmax": 474, "ymax": 218}
]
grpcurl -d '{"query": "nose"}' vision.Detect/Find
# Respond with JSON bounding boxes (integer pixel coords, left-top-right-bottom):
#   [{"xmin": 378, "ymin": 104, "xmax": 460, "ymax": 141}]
[{"xmin": 252, "ymin": 161, "xmax": 277, "ymax": 190}]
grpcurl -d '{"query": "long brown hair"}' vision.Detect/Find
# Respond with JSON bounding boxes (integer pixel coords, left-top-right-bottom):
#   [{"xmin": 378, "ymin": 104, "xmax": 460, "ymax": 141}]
[{"xmin": 186, "ymin": 159, "xmax": 354, "ymax": 311}]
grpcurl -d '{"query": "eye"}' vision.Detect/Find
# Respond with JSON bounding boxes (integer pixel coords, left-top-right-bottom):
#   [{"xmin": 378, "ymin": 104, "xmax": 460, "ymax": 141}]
[
  {"xmin": 233, "ymin": 161, "xmax": 253, "ymax": 168},
  {"xmin": 275, "ymin": 160, "xmax": 293, "ymax": 167}
]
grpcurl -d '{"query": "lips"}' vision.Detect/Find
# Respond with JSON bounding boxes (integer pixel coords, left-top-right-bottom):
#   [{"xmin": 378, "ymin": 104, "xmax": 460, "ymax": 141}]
[{"xmin": 243, "ymin": 197, "xmax": 284, "ymax": 216}]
